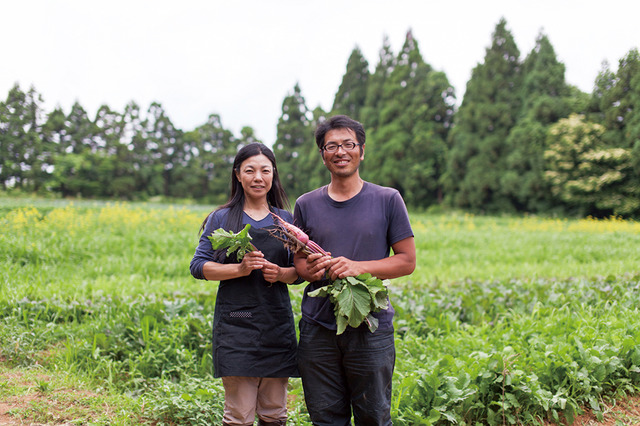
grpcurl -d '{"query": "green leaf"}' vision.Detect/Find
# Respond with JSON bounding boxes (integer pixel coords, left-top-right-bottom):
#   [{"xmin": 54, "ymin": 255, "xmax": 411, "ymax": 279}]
[
  {"xmin": 308, "ymin": 274, "xmax": 389, "ymax": 334},
  {"xmin": 335, "ymin": 281, "xmax": 371, "ymax": 328},
  {"xmin": 336, "ymin": 314, "xmax": 348, "ymax": 335},
  {"xmin": 364, "ymin": 313, "xmax": 379, "ymax": 333},
  {"xmin": 207, "ymin": 224, "xmax": 254, "ymax": 261},
  {"xmin": 308, "ymin": 284, "xmax": 331, "ymax": 298}
]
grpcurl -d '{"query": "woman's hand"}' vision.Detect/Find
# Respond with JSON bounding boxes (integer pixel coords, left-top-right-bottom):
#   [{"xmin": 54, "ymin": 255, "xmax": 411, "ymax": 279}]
[
  {"xmin": 261, "ymin": 260, "xmax": 281, "ymax": 283},
  {"xmin": 238, "ymin": 251, "xmax": 265, "ymax": 276}
]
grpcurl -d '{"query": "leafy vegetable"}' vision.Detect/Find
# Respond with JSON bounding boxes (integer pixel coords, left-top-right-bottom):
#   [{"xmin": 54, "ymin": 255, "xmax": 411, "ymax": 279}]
[
  {"xmin": 270, "ymin": 213, "xmax": 390, "ymax": 334},
  {"xmin": 207, "ymin": 224, "xmax": 257, "ymax": 261},
  {"xmin": 270, "ymin": 212, "xmax": 328, "ymax": 256},
  {"xmin": 308, "ymin": 273, "xmax": 390, "ymax": 334}
]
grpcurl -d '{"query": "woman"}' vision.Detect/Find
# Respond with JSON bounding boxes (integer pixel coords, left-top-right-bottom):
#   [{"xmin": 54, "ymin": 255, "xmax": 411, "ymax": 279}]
[{"xmin": 190, "ymin": 143, "xmax": 299, "ymax": 426}]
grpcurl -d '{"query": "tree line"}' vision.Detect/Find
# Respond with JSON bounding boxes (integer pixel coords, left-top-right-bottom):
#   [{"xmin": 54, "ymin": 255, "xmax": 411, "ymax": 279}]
[{"xmin": 2, "ymin": 18, "xmax": 639, "ymax": 217}]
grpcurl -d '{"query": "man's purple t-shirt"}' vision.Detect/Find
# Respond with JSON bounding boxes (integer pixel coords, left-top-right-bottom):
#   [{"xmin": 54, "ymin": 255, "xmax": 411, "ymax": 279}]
[{"xmin": 293, "ymin": 181, "xmax": 414, "ymax": 331}]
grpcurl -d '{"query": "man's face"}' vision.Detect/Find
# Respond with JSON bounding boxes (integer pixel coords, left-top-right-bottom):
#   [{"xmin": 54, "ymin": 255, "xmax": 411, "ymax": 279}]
[{"xmin": 321, "ymin": 128, "xmax": 364, "ymax": 178}]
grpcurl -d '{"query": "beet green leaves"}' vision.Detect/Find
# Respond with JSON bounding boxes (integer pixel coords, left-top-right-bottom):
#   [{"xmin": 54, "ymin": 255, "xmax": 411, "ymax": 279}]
[{"xmin": 308, "ymin": 273, "xmax": 389, "ymax": 334}]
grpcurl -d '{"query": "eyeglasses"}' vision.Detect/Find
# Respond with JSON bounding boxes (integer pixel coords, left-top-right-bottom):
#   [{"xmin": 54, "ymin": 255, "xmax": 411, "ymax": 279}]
[{"xmin": 322, "ymin": 141, "xmax": 360, "ymax": 153}]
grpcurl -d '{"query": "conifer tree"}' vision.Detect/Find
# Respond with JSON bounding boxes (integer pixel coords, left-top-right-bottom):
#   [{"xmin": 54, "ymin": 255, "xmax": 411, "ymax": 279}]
[
  {"xmin": 298, "ymin": 105, "xmax": 330, "ymax": 194},
  {"xmin": 122, "ymin": 101, "xmax": 155, "ymax": 197},
  {"xmin": 65, "ymin": 102, "xmax": 99, "ymax": 154},
  {"xmin": 587, "ymin": 48, "xmax": 640, "ymax": 216},
  {"xmin": 41, "ymin": 106, "xmax": 67, "ymax": 185},
  {"xmin": 361, "ymin": 35, "xmax": 395, "ymax": 133},
  {"xmin": 501, "ymin": 32, "xmax": 575, "ymax": 212},
  {"xmin": 0, "ymin": 84, "xmax": 45, "ymax": 190},
  {"xmin": 187, "ymin": 113, "xmax": 239, "ymax": 204},
  {"xmin": 273, "ymin": 83, "xmax": 312, "ymax": 198},
  {"xmin": 93, "ymin": 105, "xmax": 134, "ymax": 198},
  {"xmin": 94, "ymin": 105, "xmax": 124, "ymax": 156},
  {"xmin": 332, "ymin": 46, "xmax": 369, "ymax": 119},
  {"xmin": 364, "ymin": 29, "xmax": 455, "ymax": 207},
  {"xmin": 595, "ymin": 48, "xmax": 640, "ymax": 149},
  {"xmin": 146, "ymin": 102, "xmax": 183, "ymax": 196},
  {"xmin": 443, "ymin": 18, "xmax": 522, "ymax": 212},
  {"xmin": 238, "ymin": 126, "xmax": 262, "ymax": 145},
  {"xmin": 50, "ymin": 102, "xmax": 107, "ymax": 197},
  {"xmin": 22, "ymin": 86, "xmax": 48, "ymax": 192}
]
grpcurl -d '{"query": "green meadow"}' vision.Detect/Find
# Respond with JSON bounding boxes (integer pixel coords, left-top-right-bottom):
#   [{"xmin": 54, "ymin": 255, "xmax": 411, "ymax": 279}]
[{"xmin": 1, "ymin": 198, "xmax": 639, "ymax": 425}]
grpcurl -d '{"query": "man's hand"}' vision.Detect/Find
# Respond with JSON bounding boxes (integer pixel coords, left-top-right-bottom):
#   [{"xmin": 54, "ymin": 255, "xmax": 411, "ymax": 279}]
[
  {"xmin": 304, "ymin": 252, "xmax": 332, "ymax": 282},
  {"xmin": 326, "ymin": 256, "xmax": 363, "ymax": 280}
]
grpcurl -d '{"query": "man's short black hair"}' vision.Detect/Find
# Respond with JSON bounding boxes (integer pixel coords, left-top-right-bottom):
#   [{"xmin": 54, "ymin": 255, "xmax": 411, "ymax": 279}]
[{"xmin": 314, "ymin": 115, "xmax": 366, "ymax": 150}]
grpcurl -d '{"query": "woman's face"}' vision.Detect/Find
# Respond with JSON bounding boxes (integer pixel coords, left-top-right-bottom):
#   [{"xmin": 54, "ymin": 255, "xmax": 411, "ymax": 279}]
[{"xmin": 235, "ymin": 154, "xmax": 274, "ymax": 201}]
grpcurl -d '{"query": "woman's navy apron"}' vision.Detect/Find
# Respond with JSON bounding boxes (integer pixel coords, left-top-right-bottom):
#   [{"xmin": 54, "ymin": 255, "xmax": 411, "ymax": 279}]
[{"xmin": 212, "ymin": 225, "xmax": 298, "ymax": 378}]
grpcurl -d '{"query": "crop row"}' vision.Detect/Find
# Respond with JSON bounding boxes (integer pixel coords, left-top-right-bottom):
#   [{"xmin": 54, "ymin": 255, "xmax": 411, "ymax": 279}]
[{"xmin": 2, "ymin": 274, "xmax": 639, "ymax": 424}]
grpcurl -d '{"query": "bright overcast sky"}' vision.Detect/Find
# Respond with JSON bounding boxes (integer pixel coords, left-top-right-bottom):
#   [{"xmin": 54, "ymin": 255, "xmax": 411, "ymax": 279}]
[{"xmin": 1, "ymin": 0, "xmax": 638, "ymax": 145}]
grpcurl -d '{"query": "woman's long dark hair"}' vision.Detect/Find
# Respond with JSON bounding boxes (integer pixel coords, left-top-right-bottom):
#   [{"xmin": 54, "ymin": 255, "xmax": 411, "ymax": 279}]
[{"xmin": 200, "ymin": 142, "xmax": 291, "ymax": 234}]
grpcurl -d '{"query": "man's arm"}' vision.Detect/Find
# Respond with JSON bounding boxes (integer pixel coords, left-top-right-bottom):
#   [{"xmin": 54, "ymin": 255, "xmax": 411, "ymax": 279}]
[{"xmin": 326, "ymin": 236, "xmax": 416, "ymax": 281}]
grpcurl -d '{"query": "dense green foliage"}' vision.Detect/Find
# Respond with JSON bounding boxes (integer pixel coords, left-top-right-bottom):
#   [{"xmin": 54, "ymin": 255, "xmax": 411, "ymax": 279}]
[
  {"xmin": 308, "ymin": 273, "xmax": 390, "ymax": 334},
  {"xmin": 1, "ymin": 199, "xmax": 640, "ymax": 424},
  {"xmin": 443, "ymin": 18, "xmax": 523, "ymax": 212},
  {"xmin": 1, "ymin": 19, "xmax": 639, "ymax": 216}
]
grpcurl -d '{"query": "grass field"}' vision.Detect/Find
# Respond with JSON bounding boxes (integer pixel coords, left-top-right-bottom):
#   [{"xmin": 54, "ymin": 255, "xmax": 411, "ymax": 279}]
[{"xmin": 1, "ymin": 198, "xmax": 639, "ymax": 425}]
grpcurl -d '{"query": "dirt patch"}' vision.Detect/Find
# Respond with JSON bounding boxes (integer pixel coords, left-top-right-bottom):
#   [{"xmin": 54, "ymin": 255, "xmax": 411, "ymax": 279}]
[
  {"xmin": 0, "ymin": 390, "xmax": 111, "ymax": 425},
  {"xmin": 570, "ymin": 396, "xmax": 640, "ymax": 425},
  {"xmin": 542, "ymin": 395, "xmax": 640, "ymax": 425},
  {"xmin": 0, "ymin": 367, "xmax": 105, "ymax": 426},
  {"xmin": 1, "ymin": 360, "xmax": 638, "ymax": 425}
]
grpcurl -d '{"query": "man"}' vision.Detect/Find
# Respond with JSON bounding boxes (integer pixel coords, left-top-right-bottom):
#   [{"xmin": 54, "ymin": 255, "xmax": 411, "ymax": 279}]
[{"xmin": 293, "ymin": 115, "xmax": 416, "ymax": 425}]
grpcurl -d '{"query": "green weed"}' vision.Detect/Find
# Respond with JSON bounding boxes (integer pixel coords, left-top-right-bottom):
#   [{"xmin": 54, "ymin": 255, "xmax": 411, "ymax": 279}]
[{"xmin": 2, "ymin": 199, "xmax": 640, "ymax": 424}]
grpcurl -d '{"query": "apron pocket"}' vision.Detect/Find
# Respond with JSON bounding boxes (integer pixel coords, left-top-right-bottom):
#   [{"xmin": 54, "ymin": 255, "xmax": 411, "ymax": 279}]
[
  {"xmin": 259, "ymin": 306, "xmax": 296, "ymax": 349},
  {"xmin": 215, "ymin": 304, "xmax": 262, "ymax": 348}
]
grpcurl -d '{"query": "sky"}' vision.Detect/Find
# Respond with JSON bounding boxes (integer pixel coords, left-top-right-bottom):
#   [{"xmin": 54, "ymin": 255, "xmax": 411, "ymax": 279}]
[{"xmin": 1, "ymin": 1, "xmax": 639, "ymax": 145}]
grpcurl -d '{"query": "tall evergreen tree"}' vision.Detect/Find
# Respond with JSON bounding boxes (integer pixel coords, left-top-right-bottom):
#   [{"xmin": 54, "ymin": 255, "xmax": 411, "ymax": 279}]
[
  {"xmin": 595, "ymin": 48, "xmax": 640, "ymax": 149},
  {"xmin": 122, "ymin": 101, "xmax": 158, "ymax": 197},
  {"xmin": 238, "ymin": 126, "xmax": 262, "ymax": 146},
  {"xmin": 0, "ymin": 84, "xmax": 45, "ymax": 190},
  {"xmin": 364, "ymin": 29, "xmax": 455, "ymax": 207},
  {"xmin": 92, "ymin": 104, "xmax": 133, "ymax": 198},
  {"xmin": 48, "ymin": 102, "xmax": 114, "ymax": 198},
  {"xmin": 40, "ymin": 106, "xmax": 68, "ymax": 190},
  {"xmin": 185, "ymin": 113, "xmax": 238, "ymax": 204},
  {"xmin": 145, "ymin": 102, "xmax": 182, "ymax": 196},
  {"xmin": 298, "ymin": 105, "xmax": 330, "ymax": 195},
  {"xmin": 65, "ymin": 102, "xmax": 99, "ymax": 154},
  {"xmin": 273, "ymin": 83, "xmax": 312, "ymax": 198},
  {"xmin": 443, "ymin": 18, "xmax": 522, "ymax": 212},
  {"xmin": 361, "ymin": 35, "xmax": 395, "ymax": 133},
  {"xmin": 331, "ymin": 46, "xmax": 369, "ymax": 119},
  {"xmin": 588, "ymin": 48, "xmax": 640, "ymax": 215},
  {"xmin": 94, "ymin": 104, "xmax": 125, "ymax": 156},
  {"xmin": 22, "ymin": 86, "xmax": 48, "ymax": 192},
  {"xmin": 501, "ymin": 32, "xmax": 576, "ymax": 212}
]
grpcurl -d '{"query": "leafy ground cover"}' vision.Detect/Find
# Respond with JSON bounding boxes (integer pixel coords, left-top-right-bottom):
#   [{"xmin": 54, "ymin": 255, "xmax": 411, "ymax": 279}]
[{"xmin": 1, "ymin": 198, "xmax": 639, "ymax": 425}]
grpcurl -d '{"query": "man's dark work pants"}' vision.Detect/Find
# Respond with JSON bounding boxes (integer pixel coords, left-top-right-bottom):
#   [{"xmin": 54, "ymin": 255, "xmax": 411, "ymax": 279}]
[{"xmin": 297, "ymin": 320, "xmax": 395, "ymax": 426}]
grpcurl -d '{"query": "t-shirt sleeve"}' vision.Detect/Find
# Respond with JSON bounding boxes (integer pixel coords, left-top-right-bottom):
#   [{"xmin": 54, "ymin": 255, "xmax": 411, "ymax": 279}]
[
  {"xmin": 189, "ymin": 211, "xmax": 224, "ymax": 280},
  {"xmin": 293, "ymin": 199, "xmax": 305, "ymax": 231},
  {"xmin": 388, "ymin": 191, "xmax": 414, "ymax": 246}
]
